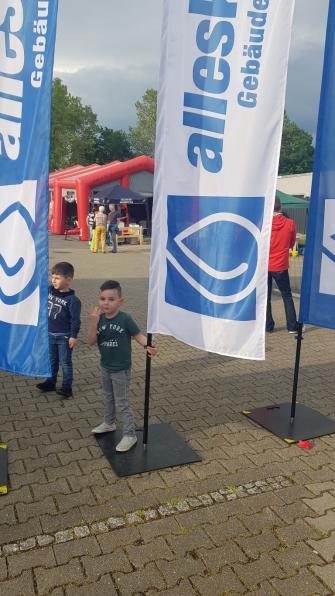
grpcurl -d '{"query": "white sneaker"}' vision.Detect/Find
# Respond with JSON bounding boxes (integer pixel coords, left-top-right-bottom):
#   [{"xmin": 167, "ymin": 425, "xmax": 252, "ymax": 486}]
[
  {"xmin": 116, "ymin": 435, "xmax": 137, "ymax": 452},
  {"xmin": 91, "ymin": 422, "xmax": 116, "ymax": 434}
]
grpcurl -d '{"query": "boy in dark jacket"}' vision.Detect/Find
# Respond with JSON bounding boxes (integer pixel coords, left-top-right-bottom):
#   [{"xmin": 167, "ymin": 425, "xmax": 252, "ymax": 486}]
[{"xmin": 37, "ymin": 262, "xmax": 81, "ymax": 398}]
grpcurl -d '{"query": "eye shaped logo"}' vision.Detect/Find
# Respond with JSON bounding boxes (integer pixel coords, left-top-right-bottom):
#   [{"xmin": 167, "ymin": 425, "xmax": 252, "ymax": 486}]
[
  {"xmin": 0, "ymin": 203, "xmax": 37, "ymax": 304},
  {"xmin": 0, "ymin": 181, "xmax": 39, "ymax": 326},
  {"xmin": 165, "ymin": 195, "xmax": 264, "ymax": 321},
  {"xmin": 320, "ymin": 198, "xmax": 335, "ymax": 296}
]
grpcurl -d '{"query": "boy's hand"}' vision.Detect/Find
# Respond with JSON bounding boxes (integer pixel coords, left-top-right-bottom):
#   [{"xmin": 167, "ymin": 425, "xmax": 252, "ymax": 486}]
[
  {"xmin": 69, "ymin": 337, "xmax": 77, "ymax": 349},
  {"xmin": 89, "ymin": 306, "xmax": 100, "ymax": 320},
  {"xmin": 87, "ymin": 307, "xmax": 101, "ymax": 346},
  {"xmin": 146, "ymin": 345, "xmax": 158, "ymax": 358}
]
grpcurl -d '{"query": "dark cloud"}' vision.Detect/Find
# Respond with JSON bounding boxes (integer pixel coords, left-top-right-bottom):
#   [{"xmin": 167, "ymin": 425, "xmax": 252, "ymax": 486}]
[
  {"xmin": 286, "ymin": 0, "xmax": 328, "ymax": 136},
  {"xmin": 54, "ymin": 0, "xmax": 163, "ymax": 72},
  {"xmin": 286, "ymin": 53, "xmax": 323, "ymax": 138},
  {"xmin": 54, "ymin": 0, "xmax": 163, "ymax": 130},
  {"xmin": 54, "ymin": 65, "xmax": 159, "ymax": 130},
  {"xmin": 54, "ymin": 0, "xmax": 329, "ymax": 135}
]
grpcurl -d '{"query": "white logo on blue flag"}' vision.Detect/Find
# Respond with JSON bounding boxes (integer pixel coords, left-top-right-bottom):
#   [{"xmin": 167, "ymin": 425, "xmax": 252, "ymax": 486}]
[
  {"xmin": 0, "ymin": 181, "xmax": 39, "ymax": 325},
  {"xmin": 166, "ymin": 196, "xmax": 264, "ymax": 320},
  {"xmin": 0, "ymin": 1, "xmax": 58, "ymax": 375},
  {"xmin": 320, "ymin": 199, "xmax": 335, "ymax": 296}
]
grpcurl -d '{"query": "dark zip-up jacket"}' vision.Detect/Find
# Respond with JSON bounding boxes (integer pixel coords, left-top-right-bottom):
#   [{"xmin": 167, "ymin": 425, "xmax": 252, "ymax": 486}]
[{"xmin": 48, "ymin": 286, "xmax": 81, "ymax": 338}]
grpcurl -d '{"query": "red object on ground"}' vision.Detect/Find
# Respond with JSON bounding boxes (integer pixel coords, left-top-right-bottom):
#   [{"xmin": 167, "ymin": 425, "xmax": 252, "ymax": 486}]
[
  {"xmin": 297, "ymin": 440, "xmax": 313, "ymax": 449},
  {"xmin": 64, "ymin": 227, "xmax": 80, "ymax": 236}
]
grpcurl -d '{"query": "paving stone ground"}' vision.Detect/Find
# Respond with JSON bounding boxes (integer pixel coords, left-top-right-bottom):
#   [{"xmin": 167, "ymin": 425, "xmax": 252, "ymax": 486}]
[{"xmin": 1, "ymin": 235, "xmax": 335, "ymax": 595}]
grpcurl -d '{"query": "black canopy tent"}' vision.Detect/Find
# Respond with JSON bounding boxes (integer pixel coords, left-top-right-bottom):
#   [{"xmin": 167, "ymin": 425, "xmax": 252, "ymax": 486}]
[
  {"xmin": 91, "ymin": 184, "xmax": 151, "ymax": 234},
  {"xmin": 92, "ymin": 184, "xmax": 148, "ymax": 204},
  {"xmin": 92, "ymin": 185, "xmax": 308, "ymax": 207}
]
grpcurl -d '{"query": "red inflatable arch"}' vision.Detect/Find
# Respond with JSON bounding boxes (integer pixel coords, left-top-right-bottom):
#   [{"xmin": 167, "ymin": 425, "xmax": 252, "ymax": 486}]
[
  {"xmin": 49, "ymin": 164, "xmax": 84, "ymax": 183},
  {"xmin": 49, "ymin": 163, "xmax": 104, "ymax": 234},
  {"xmin": 50, "ymin": 156, "xmax": 154, "ymax": 240},
  {"xmin": 48, "ymin": 165, "xmax": 86, "ymax": 230}
]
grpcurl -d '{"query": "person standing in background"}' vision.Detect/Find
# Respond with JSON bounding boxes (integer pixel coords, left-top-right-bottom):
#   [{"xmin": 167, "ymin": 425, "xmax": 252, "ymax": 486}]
[
  {"xmin": 107, "ymin": 204, "xmax": 121, "ymax": 253},
  {"xmin": 86, "ymin": 204, "xmax": 97, "ymax": 247},
  {"xmin": 266, "ymin": 196, "xmax": 298, "ymax": 334},
  {"xmin": 92, "ymin": 206, "xmax": 107, "ymax": 253}
]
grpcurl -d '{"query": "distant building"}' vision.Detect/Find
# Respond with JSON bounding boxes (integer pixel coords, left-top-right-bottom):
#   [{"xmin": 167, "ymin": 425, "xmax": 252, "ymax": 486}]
[
  {"xmin": 277, "ymin": 173, "xmax": 312, "ymax": 198},
  {"xmin": 277, "ymin": 173, "xmax": 312, "ymax": 234}
]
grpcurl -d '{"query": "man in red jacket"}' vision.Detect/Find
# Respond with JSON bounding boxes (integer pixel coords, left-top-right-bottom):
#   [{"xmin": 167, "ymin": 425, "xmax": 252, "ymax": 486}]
[{"xmin": 266, "ymin": 196, "xmax": 298, "ymax": 333}]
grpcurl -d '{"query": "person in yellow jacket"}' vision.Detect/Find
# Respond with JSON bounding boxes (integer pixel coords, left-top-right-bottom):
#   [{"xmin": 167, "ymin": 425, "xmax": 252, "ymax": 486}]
[{"xmin": 92, "ymin": 206, "xmax": 107, "ymax": 253}]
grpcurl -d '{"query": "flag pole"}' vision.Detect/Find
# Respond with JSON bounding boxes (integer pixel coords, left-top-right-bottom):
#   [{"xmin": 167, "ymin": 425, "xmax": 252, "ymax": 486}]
[
  {"xmin": 143, "ymin": 333, "xmax": 152, "ymax": 447},
  {"xmin": 290, "ymin": 323, "xmax": 304, "ymax": 421}
]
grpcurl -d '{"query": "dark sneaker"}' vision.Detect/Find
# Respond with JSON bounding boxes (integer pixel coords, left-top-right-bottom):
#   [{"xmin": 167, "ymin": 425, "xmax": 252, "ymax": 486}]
[
  {"xmin": 36, "ymin": 380, "xmax": 56, "ymax": 392},
  {"xmin": 56, "ymin": 385, "xmax": 73, "ymax": 399}
]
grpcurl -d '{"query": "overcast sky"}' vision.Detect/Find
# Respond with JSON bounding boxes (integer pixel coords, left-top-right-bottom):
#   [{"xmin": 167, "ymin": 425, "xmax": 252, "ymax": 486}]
[{"xmin": 53, "ymin": 0, "xmax": 329, "ymax": 137}]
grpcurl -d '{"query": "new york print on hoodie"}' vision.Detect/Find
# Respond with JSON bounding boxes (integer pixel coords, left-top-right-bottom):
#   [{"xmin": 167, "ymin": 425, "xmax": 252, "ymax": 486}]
[{"xmin": 48, "ymin": 286, "xmax": 81, "ymax": 337}]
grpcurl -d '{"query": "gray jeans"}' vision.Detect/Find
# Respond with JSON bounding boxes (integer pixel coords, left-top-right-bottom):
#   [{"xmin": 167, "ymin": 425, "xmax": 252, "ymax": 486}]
[
  {"xmin": 101, "ymin": 367, "xmax": 135, "ymax": 437},
  {"xmin": 108, "ymin": 224, "xmax": 118, "ymax": 252}
]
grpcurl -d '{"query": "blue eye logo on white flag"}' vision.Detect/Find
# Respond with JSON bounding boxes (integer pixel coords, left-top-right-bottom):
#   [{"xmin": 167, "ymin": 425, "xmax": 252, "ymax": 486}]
[{"xmin": 166, "ymin": 196, "xmax": 264, "ymax": 321}]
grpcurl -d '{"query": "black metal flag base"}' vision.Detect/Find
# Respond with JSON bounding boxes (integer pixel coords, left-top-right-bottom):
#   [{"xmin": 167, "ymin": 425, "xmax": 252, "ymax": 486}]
[
  {"xmin": 95, "ymin": 423, "xmax": 201, "ymax": 477},
  {"xmin": 243, "ymin": 402, "xmax": 335, "ymax": 443},
  {"xmin": 0, "ymin": 443, "xmax": 8, "ymax": 495}
]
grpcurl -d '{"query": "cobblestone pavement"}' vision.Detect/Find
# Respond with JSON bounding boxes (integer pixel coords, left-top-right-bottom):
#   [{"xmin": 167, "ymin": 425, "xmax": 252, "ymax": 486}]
[{"xmin": 1, "ymin": 235, "xmax": 335, "ymax": 595}]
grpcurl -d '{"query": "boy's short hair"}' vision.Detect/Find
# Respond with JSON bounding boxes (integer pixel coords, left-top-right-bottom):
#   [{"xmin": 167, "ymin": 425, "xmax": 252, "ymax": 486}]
[
  {"xmin": 51, "ymin": 262, "xmax": 74, "ymax": 278},
  {"xmin": 100, "ymin": 280, "xmax": 122, "ymax": 296}
]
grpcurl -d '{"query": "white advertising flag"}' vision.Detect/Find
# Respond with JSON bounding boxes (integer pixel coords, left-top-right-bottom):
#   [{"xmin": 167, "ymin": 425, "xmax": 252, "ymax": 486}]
[{"xmin": 148, "ymin": 0, "xmax": 295, "ymax": 359}]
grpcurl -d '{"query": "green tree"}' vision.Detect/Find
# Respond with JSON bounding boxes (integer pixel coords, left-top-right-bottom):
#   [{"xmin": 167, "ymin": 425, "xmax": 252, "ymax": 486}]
[
  {"xmin": 128, "ymin": 90, "xmax": 315, "ymax": 174},
  {"xmin": 279, "ymin": 112, "xmax": 314, "ymax": 175},
  {"xmin": 95, "ymin": 127, "xmax": 133, "ymax": 164},
  {"xmin": 50, "ymin": 78, "xmax": 99, "ymax": 171},
  {"xmin": 128, "ymin": 88, "xmax": 157, "ymax": 156}
]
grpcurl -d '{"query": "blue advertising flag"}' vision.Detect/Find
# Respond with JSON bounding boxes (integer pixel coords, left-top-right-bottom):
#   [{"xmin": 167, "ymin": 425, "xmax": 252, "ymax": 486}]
[
  {"xmin": 299, "ymin": 1, "xmax": 335, "ymax": 330},
  {"xmin": 0, "ymin": 1, "xmax": 58, "ymax": 375}
]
